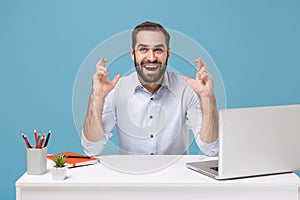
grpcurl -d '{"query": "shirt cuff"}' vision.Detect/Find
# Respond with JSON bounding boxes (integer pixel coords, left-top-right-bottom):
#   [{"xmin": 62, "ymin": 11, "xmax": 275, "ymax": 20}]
[
  {"xmin": 197, "ymin": 138, "xmax": 219, "ymax": 156},
  {"xmin": 81, "ymin": 130, "xmax": 108, "ymax": 156}
]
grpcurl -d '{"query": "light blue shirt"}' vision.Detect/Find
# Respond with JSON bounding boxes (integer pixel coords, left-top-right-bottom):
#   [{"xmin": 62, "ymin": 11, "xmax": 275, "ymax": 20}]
[{"xmin": 82, "ymin": 71, "xmax": 218, "ymax": 156}]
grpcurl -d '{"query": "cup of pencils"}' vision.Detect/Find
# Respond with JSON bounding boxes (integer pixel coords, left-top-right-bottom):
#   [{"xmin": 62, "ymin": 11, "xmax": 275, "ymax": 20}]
[{"xmin": 22, "ymin": 130, "xmax": 51, "ymax": 175}]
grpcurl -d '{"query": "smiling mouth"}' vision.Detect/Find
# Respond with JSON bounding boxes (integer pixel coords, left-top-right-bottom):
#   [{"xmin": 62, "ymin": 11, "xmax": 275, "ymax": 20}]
[{"xmin": 143, "ymin": 65, "xmax": 159, "ymax": 71}]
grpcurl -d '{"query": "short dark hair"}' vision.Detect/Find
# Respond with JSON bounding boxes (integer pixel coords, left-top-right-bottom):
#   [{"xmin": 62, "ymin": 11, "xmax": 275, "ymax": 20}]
[{"xmin": 132, "ymin": 21, "xmax": 170, "ymax": 49}]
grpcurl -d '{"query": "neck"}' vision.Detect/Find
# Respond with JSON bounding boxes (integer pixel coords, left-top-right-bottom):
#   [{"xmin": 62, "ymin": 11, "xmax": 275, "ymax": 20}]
[
  {"xmin": 138, "ymin": 76, "xmax": 163, "ymax": 94},
  {"xmin": 143, "ymin": 83, "xmax": 161, "ymax": 94}
]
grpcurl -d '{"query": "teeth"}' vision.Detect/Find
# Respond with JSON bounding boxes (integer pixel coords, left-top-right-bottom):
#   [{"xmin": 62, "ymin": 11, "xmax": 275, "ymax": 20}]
[{"xmin": 145, "ymin": 65, "xmax": 158, "ymax": 69}]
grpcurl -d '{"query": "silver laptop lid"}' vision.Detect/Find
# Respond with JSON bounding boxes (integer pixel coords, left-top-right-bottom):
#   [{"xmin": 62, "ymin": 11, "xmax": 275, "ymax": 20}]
[{"xmin": 218, "ymin": 104, "xmax": 300, "ymax": 179}]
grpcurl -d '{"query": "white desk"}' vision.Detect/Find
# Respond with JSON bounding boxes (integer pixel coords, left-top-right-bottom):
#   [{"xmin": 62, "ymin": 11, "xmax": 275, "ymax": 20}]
[{"xmin": 16, "ymin": 155, "xmax": 300, "ymax": 200}]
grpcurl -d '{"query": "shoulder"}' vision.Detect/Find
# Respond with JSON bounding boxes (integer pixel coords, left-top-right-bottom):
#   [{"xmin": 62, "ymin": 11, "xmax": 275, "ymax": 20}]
[
  {"xmin": 166, "ymin": 71, "xmax": 200, "ymax": 106},
  {"xmin": 114, "ymin": 72, "xmax": 138, "ymax": 88},
  {"xmin": 166, "ymin": 71, "xmax": 192, "ymax": 92},
  {"xmin": 104, "ymin": 72, "xmax": 137, "ymax": 106},
  {"xmin": 109, "ymin": 72, "xmax": 139, "ymax": 98},
  {"xmin": 117, "ymin": 72, "xmax": 137, "ymax": 83}
]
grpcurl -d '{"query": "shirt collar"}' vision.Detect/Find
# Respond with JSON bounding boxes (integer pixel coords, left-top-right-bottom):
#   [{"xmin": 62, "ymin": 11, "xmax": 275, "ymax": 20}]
[{"xmin": 133, "ymin": 72, "xmax": 170, "ymax": 93}]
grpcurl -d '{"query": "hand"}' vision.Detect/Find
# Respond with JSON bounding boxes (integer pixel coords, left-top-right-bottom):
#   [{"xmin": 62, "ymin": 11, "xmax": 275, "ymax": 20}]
[
  {"xmin": 92, "ymin": 57, "xmax": 120, "ymax": 97},
  {"xmin": 183, "ymin": 58, "xmax": 213, "ymax": 98},
  {"xmin": 183, "ymin": 58, "xmax": 219, "ymax": 145}
]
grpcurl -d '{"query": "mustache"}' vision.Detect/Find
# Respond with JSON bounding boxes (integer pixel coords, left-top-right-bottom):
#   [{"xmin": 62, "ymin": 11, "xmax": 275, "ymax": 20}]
[{"xmin": 141, "ymin": 60, "xmax": 162, "ymax": 65}]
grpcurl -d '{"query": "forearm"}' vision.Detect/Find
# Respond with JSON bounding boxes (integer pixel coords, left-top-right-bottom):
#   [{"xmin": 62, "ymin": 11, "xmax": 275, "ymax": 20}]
[
  {"xmin": 83, "ymin": 94, "xmax": 105, "ymax": 142},
  {"xmin": 200, "ymin": 94, "xmax": 219, "ymax": 143}
]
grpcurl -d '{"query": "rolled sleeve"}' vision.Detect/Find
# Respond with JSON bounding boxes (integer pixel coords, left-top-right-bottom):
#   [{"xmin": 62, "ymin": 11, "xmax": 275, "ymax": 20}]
[
  {"xmin": 196, "ymin": 138, "xmax": 219, "ymax": 156},
  {"xmin": 81, "ymin": 130, "xmax": 111, "ymax": 156}
]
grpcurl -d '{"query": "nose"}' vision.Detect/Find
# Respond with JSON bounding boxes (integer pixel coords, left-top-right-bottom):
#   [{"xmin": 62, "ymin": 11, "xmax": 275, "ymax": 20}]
[{"xmin": 147, "ymin": 49, "xmax": 156, "ymax": 62}]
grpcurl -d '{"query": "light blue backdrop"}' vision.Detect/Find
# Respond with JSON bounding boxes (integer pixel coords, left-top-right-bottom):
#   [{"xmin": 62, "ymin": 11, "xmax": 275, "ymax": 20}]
[{"xmin": 1, "ymin": 0, "xmax": 299, "ymax": 199}]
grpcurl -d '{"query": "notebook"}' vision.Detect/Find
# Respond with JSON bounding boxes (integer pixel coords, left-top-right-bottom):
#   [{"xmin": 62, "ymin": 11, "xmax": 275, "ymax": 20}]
[
  {"xmin": 47, "ymin": 152, "xmax": 100, "ymax": 168},
  {"xmin": 186, "ymin": 104, "xmax": 300, "ymax": 180}
]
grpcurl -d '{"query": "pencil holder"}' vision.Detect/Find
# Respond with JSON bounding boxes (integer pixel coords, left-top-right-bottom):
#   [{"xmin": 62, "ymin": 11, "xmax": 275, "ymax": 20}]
[{"xmin": 26, "ymin": 147, "xmax": 47, "ymax": 175}]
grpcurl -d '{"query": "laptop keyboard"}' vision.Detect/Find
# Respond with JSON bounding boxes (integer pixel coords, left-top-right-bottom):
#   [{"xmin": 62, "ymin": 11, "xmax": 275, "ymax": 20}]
[{"xmin": 210, "ymin": 167, "xmax": 218, "ymax": 172}]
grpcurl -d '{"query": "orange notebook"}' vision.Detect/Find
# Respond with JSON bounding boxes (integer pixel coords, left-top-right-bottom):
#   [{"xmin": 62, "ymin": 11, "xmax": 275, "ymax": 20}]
[{"xmin": 47, "ymin": 152, "xmax": 100, "ymax": 168}]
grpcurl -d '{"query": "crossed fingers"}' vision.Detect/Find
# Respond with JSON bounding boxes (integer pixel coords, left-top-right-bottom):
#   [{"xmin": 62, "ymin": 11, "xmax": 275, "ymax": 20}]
[
  {"xmin": 95, "ymin": 57, "xmax": 108, "ymax": 78},
  {"xmin": 195, "ymin": 58, "xmax": 210, "ymax": 83}
]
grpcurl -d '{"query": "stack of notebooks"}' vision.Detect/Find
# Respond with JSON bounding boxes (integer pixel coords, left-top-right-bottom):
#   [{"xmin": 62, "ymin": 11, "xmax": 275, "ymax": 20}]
[{"xmin": 47, "ymin": 152, "xmax": 99, "ymax": 168}]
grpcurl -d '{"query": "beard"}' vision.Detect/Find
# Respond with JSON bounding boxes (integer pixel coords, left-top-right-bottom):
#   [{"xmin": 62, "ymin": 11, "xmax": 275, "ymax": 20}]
[{"xmin": 134, "ymin": 53, "xmax": 168, "ymax": 84}]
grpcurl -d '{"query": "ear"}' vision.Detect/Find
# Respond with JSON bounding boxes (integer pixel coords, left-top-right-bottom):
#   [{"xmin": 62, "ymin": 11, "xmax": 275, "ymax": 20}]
[
  {"xmin": 130, "ymin": 48, "xmax": 134, "ymax": 61},
  {"xmin": 167, "ymin": 48, "xmax": 171, "ymax": 59}
]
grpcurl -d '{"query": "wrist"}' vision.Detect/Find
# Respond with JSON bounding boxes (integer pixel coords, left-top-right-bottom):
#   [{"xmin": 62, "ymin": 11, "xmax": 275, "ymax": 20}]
[
  {"xmin": 200, "ymin": 93, "xmax": 216, "ymax": 104},
  {"xmin": 89, "ymin": 93, "xmax": 105, "ymax": 113},
  {"xmin": 90, "ymin": 92, "xmax": 106, "ymax": 101},
  {"xmin": 200, "ymin": 94, "xmax": 216, "ymax": 113}
]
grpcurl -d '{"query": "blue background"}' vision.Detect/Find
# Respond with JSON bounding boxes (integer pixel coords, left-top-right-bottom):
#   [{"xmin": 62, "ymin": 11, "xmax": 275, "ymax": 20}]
[{"xmin": 1, "ymin": 0, "xmax": 299, "ymax": 199}]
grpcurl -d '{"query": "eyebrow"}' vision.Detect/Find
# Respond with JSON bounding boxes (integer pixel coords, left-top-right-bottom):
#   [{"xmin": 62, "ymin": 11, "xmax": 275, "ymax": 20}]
[{"xmin": 136, "ymin": 44, "xmax": 166, "ymax": 48}]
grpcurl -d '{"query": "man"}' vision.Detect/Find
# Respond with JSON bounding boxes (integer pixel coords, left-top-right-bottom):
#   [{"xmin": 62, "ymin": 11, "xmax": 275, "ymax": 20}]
[{"xmin": 82, "ymin": 21, "xmax": 219, "ymax": 156}]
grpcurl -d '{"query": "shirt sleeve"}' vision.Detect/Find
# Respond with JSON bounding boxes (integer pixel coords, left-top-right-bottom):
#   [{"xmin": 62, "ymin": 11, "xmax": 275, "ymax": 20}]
[
  {"xmin": 81, "ymin": 130, "xmax": 110, "ymax": 156},
  {"xmin": 81, "ymin": 91, "xmax": 116, "ymax": 156},
  {"xmin": 185, "ymin": 91, "xmax": 219, "ymax": 156},
  {"xmin": 195, "ymin": 137, "xmax": 219, "ymax": 156}
]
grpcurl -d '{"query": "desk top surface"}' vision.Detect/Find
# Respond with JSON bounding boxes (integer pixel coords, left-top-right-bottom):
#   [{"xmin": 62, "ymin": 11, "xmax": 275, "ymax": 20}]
[{"xmin": 16, "ymin": 155, "xmax": 300, "ymax": 188}]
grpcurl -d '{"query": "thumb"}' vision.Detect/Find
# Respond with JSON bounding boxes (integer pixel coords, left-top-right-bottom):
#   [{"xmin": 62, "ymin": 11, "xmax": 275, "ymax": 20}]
[
  {"xmin": 112, "ymin": 74, "xmax": 121, "ymax": 87},
  {"xmin": 182, "ymin": 76, "xmax": 193, "ymax": 84}
]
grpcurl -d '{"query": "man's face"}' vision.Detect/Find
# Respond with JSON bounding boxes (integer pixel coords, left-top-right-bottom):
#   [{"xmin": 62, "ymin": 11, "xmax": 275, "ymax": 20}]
[{"xmin": 131, "ymin": 30, "xmax": 170, "ymax": 84}]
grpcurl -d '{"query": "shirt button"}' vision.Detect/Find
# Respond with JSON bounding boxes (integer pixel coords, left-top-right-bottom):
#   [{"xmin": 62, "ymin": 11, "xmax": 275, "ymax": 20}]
[
  {"xmin": 150, "ymin": 97, "xmax": 153, "ymax": 100},
  {"xmin": 150, "ymin": 134, "xmax": 154, "ymax": 138},
  {"xmin": 149, "ymin": 115, "xmax": 153, "ymax": 119}
]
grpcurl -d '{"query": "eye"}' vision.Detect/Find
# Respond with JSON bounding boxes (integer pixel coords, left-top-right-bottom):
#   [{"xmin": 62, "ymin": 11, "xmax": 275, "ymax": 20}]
[
  {"xmin": 154, "ymin": 48, "xmax": 164, "ymax": 54},
  {"xmin": 138, "ymin": 47, "xmax": 147, "ymax": 53}
]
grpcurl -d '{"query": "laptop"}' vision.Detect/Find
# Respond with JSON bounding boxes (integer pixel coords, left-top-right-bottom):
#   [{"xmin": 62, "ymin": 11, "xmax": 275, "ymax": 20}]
[{"xmin": 186, "ymin": 104, "xmax": 300, "ymax": 180}]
